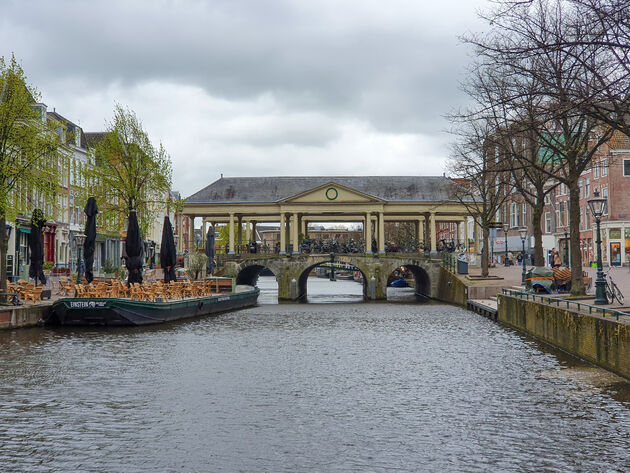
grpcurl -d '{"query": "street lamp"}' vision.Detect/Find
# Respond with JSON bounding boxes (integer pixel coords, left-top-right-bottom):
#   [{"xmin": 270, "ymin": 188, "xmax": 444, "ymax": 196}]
[
  {"xmin": 588, "ymin": 190, "xmax": 608, "ymax": 305},
  {"xmin": 502, "ymin": 222, "xmax": 509, "ymax": 266},
  {"xmin": 519, "ymin": 227, "xmax": 528, "ymax": 285},
  {"xmin": 74, "ymin": 233, "xmax": 86, "ymax": 284}
]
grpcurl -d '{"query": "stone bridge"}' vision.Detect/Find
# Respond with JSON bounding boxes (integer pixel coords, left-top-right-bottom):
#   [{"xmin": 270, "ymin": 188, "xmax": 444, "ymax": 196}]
[{"xmin": 221, "ymin": 254, "xmax": 443, "ymax": 301}]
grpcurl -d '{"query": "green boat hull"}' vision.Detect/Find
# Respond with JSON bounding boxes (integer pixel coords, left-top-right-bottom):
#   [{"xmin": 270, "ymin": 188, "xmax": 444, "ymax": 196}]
[{"xmin": 48, "ymin": 288, "xmax": 260, "ymax": 326}]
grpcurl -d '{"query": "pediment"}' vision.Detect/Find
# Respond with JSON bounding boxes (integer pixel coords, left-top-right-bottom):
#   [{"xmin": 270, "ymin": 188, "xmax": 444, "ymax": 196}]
[{"xmin": 282, "ymin": 182, "xmax": 383, "ymax": 203}]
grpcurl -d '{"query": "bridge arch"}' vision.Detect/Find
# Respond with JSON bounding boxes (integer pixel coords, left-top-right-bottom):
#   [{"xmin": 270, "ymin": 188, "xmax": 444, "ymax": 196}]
[
  {"xmin": 296, "ymin": 261, "xmax": 368, "ymax": 302},
  {"xmin": 385, "ymin": 263, "xmax": 431, "ymax": 299},
  {"xmin": 234, "ymin": 259, "xmax": 283, "ymax": 287}
]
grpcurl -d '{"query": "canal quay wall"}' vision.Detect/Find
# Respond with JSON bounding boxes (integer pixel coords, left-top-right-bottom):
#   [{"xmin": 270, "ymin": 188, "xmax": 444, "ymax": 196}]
[
  {"xmin": 435, "ymin": 268, "xmax": 629, "ymax": 380},
  {"xmin": 0, "ymin": 303, "xmax": 50, "ymax": 330},
  {"xmin": 497, "ymin": 294, "xmax": 630, "ymax": 380}
]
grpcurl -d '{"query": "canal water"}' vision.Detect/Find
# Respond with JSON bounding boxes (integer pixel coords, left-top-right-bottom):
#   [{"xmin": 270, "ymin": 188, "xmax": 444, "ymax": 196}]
[{"xmin": 0, "ymin": 277, "xmax": 628, "ymax": 472}]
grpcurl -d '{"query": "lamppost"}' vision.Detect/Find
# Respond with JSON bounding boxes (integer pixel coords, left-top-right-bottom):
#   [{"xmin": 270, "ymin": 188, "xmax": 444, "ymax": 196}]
[
  {"xmin": 74, "ymin": 233, "xmax": 86, "ymax": 284},
  {"xmin": 519, "ymin": 228, "xmax": 527, "ymax": 285},
  {"xmin": 588, "ymin": 190, "xmax": 608, "ymax": 305},
  {"xmin": 503, "ymin": 222, "xmax": 509, "ymax": 266}
]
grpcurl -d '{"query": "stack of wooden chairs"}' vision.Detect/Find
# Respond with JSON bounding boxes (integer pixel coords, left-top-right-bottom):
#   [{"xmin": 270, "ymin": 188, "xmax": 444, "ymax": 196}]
[
  {"xmin": 61, "ymin": 278, "xmax": 234, "ymax": 303},
  {"xmin": 6, "ymin": 280, "xmax": 44, "ymax": 304}
]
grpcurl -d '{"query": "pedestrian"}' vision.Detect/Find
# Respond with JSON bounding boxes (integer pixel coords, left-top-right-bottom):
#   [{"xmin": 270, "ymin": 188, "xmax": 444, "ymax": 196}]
[{"xmin": 552, "ymin": 248, "xmax": 562, "ymax": 268}]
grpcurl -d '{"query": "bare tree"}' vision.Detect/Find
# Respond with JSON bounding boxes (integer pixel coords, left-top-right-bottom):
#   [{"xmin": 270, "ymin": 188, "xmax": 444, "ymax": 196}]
[
  {"xmin": 462, "ymin": 0, "xmax": 614, "ymax": 294},
  {"xmin": 447, "ymin": 116, "xmax": 513, "ymax": 277}
]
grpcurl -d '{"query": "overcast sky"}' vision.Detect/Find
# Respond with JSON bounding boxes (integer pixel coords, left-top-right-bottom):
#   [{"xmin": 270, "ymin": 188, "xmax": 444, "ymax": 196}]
[{"xmin": 1, "ymin": 0, "xmax": 488, "ymax": 196}]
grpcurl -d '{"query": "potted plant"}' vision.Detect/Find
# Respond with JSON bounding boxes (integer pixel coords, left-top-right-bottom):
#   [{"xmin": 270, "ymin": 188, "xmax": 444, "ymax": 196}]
[{"xmin": 42, "ymin": 261, "xmax": 54, "ymax": 276}]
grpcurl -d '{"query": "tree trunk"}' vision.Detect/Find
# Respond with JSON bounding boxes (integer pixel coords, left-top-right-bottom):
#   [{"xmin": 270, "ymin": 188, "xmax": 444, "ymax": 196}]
[
  {"xmin": 0, "ymin": 211, "xmax": 7, "ymax": 302},
  {"xmin": 532, "ymin": 200, "xmax": 545, "ymax": 266},
  {"xmin": 481, "ymin": 225, "xmax": 490, "ymax": 277},
  {"xmin": 569, "ymin": 182, "xmax": 585, "ymax": 295}
]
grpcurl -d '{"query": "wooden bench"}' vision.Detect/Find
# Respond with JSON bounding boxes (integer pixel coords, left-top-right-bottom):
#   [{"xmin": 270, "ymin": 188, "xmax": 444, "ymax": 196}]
[{"xmin": 207, "ymin": 278, "xmax": 234, "ymax": 293}]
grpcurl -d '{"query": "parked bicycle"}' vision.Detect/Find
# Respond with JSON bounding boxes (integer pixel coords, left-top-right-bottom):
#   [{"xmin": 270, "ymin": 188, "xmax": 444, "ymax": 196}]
[{"xmin": 604, "ymin": 268, "xmax": 624, "ymax": 305}]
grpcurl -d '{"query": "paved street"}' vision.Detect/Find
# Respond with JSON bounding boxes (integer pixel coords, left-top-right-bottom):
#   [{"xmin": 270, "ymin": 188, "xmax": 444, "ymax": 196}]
[{"xmin": 467, "ymin": 262, "xmax": 630, "ymax": 309}]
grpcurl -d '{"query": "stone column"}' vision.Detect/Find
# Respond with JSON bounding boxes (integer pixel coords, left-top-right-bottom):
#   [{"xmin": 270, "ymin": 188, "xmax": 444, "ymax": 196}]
[
  {"xmin": 292, "ymin": 213, "xmax": 299, "ymax": 254},
  {"xmin": 300, "ymin": 217, "xmax": 306, "ymax": 237},
  {"xmin": 245, "ymin": 220, "xmax": 251, "ymax": 243},
  {"xmin": 365, "ymin": 212, "xmax": 372, "ymax": 253},
  {"xmin": 237, "ymin": 216, "xmax": 243, "ymax": 254},
  {"xmin": 228, "ymin": 213, "xmax": 235, "ymax": 254},
  {"xmin": 429, "ymin": 212, "xmax": 437, "ymax": 254},
  {"xmin": 378, "ymin": 212, "xmax": 385, "ymax": 254},
  {"xmin": 252, "ymin": 221, "xmax": 257, "ymax": 243},
  {"xmin": 178, "ymin": 215, "xmax": 185, "ymax": 253},
  {"xmin": 417, "ymin": 218, "xmax": 423, "ymax": 251},
  {"xmin": 464, "ymin": 218, "xmax": 469, "ymax": 252},
  {"xmin": 279, "ymin": 212, "xmax": 286, "ymax": 254},
  {"xmin": 188, "ymin": 216, "xmax": 195, "ymax": 251},
  {"xmin": 456, "ymin": 221, "xmax": 462, "ymax": 246}
]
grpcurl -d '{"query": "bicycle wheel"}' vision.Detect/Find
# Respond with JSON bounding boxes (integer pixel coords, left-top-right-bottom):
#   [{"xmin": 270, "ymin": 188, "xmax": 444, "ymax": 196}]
[
  {"xmin": 604, "ymin": 281, "xmax": 613, "ymax": 304},
  {"xmin": 610, "ymin": 279, "xmax": 624, "ymax": 304}
]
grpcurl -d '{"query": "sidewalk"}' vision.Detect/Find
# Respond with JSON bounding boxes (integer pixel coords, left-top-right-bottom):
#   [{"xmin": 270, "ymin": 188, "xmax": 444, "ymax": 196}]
[{"xmin": 465, "ymin": 262, "xmax": 630, "ymax": 310}]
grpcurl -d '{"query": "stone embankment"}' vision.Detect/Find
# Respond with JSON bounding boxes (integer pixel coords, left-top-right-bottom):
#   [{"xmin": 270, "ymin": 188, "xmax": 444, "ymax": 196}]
[
  {"xmin": 0, "ymin": 302, "xmax": 52, "ymax": 329},
  {"xmin": 437, "ymin": 267, "xmax": 630, "ymax": 380}
]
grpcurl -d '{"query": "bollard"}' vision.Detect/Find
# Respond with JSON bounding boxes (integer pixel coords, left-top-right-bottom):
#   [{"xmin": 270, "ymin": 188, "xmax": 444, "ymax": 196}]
[
  {"xmin": 369, "ymin": 276, "xmax": 376, "ymax": 300},
  {"xmin": 290, "ymin": 278, "xmax": 297, "ymax": 300}
]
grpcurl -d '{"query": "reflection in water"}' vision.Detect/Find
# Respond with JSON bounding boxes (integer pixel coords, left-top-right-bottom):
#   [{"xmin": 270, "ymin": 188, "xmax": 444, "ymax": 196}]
[{"xmin": 0, "ymin": 278, "xmax": 628, "ymax": 472}]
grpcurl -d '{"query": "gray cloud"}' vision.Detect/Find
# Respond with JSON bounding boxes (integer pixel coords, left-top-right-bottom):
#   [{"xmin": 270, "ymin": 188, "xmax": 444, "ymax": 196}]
[{"xmin": 0, "ymin": 0, "xmax": 487, "ymax": 191}]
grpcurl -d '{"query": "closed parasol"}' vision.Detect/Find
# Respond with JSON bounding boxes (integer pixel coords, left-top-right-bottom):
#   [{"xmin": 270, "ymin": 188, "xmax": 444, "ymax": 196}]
[
  {"xmin": 83, "ymin": 197, "xmax": 98, "ymax": 283},
  {"xmin": 28, "ymin": 209, "xmax": 47, "ymax": 286},
  {"xmin": 205, "ymin": 225, "xmax": 215, "ymax": 275},
  {"xmin": 160, "ymin": 216, "xmax": 177, "ymax": 283},
  {"xmin": 125, "ymin": 210, "xmax": 143, "ymax": 284}
]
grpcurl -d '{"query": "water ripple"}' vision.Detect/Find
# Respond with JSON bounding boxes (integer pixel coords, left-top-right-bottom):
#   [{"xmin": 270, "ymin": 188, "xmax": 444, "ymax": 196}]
[{"xmin": 0, "ymin": 279, "xmax": 628, "ymax": 472}]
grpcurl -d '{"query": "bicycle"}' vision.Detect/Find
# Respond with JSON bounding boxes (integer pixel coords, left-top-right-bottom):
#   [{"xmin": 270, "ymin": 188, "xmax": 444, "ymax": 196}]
[{"xmin": 604, "ymin": 268, "xmax": 624, "ymax": 305}]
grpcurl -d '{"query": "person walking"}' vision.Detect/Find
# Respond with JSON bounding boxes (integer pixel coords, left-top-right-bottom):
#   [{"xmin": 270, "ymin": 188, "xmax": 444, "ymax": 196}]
[{"xmin": 552, "ymin": 248, "xmax": 562, "ymax": 268}]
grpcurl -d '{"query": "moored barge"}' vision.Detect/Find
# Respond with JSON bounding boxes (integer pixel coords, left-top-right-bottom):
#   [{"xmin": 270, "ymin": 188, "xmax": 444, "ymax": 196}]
[{"xmin": 47, "ymin": 286, "xmax": 259, "ymax": 326}]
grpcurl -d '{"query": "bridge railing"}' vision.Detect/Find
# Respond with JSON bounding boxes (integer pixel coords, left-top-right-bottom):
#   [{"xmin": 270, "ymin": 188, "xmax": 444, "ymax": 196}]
[
  {"xmin": 441, "ymin": 252, "xmax": 457, "ymax": 273},
  {"xmin": 501, "ymin": 288, "xmax": 630, "ymax": 321}
]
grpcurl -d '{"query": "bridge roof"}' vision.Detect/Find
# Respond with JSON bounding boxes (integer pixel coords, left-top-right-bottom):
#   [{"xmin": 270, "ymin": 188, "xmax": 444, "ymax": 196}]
[{"xmin": 187, "ymin": 176, "xmax": 458, "ymax": 203}]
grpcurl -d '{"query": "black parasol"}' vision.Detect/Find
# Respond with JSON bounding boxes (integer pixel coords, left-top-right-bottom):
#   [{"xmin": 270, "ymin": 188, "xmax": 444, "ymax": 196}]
[
  {"xmin": 205, "ymin": 225, "xmax": 215, "ymax": 275},
  {"xmin": 28, "ymin": 209, "xmax": 47, "ymax": 286},
  {"xmin": 160, "ymin": 216, "xmax": 177, "ymax": 283},
  {"xmin": 83, "ymin": 197, "xmax": 98, "ymax": 283},
  {"xmin": 125, "ymin": 210, "xmax": 143, "ymax": 284}
]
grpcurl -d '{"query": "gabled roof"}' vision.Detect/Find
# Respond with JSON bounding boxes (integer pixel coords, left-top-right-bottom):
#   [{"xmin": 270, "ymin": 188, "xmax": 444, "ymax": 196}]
[
  {"xmin": 609, "ymin": 130, "xmax": 630, "ymax": 150},
  {"xmin": 83, "ymin": 132, "xmax": 106, "ymax": 149},
  {"xmin": 186, "ymin": 176, "xmax": 457, "ymax": 203}
]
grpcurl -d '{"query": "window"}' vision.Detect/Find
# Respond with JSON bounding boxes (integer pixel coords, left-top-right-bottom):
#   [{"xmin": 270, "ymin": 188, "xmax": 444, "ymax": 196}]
[
  {"xmin": 594, "ymin": 161, "xmax": 600, "ymax": 179},
  {"xmin": 624, "ymin": 159, "xmax": 630, "ymax": 177},
  {"xmin": 579, "ymin": 207, "xmax": 584, "ymax": 230},
  {"xmin": 545, "ymin": 212, "xmax": 551, "ymax": 233},
  {"xmin": 522, "ymin": 203, "xmax": 527, "ymax": 225},
  {"xmin": 559, "ymin": 202, "xmax": 565, "ymax": 227},
  {"xmin": 585, "ymin": 178, "xmax": 590, "ymax": 198},
  {"xmin": 603, "ymin": 188, "xmax": 609, "ymax": 215},
  {"xmin": 510, "ymin": 203, "xmax": 519, "ymax": 228},
  {"xmin": 602, "ymin": 159, "xmax": 608, "ymax": 176},
  {"xmin": 578, "ymin": 180, "xmax": 583, "ymax": 199}
]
